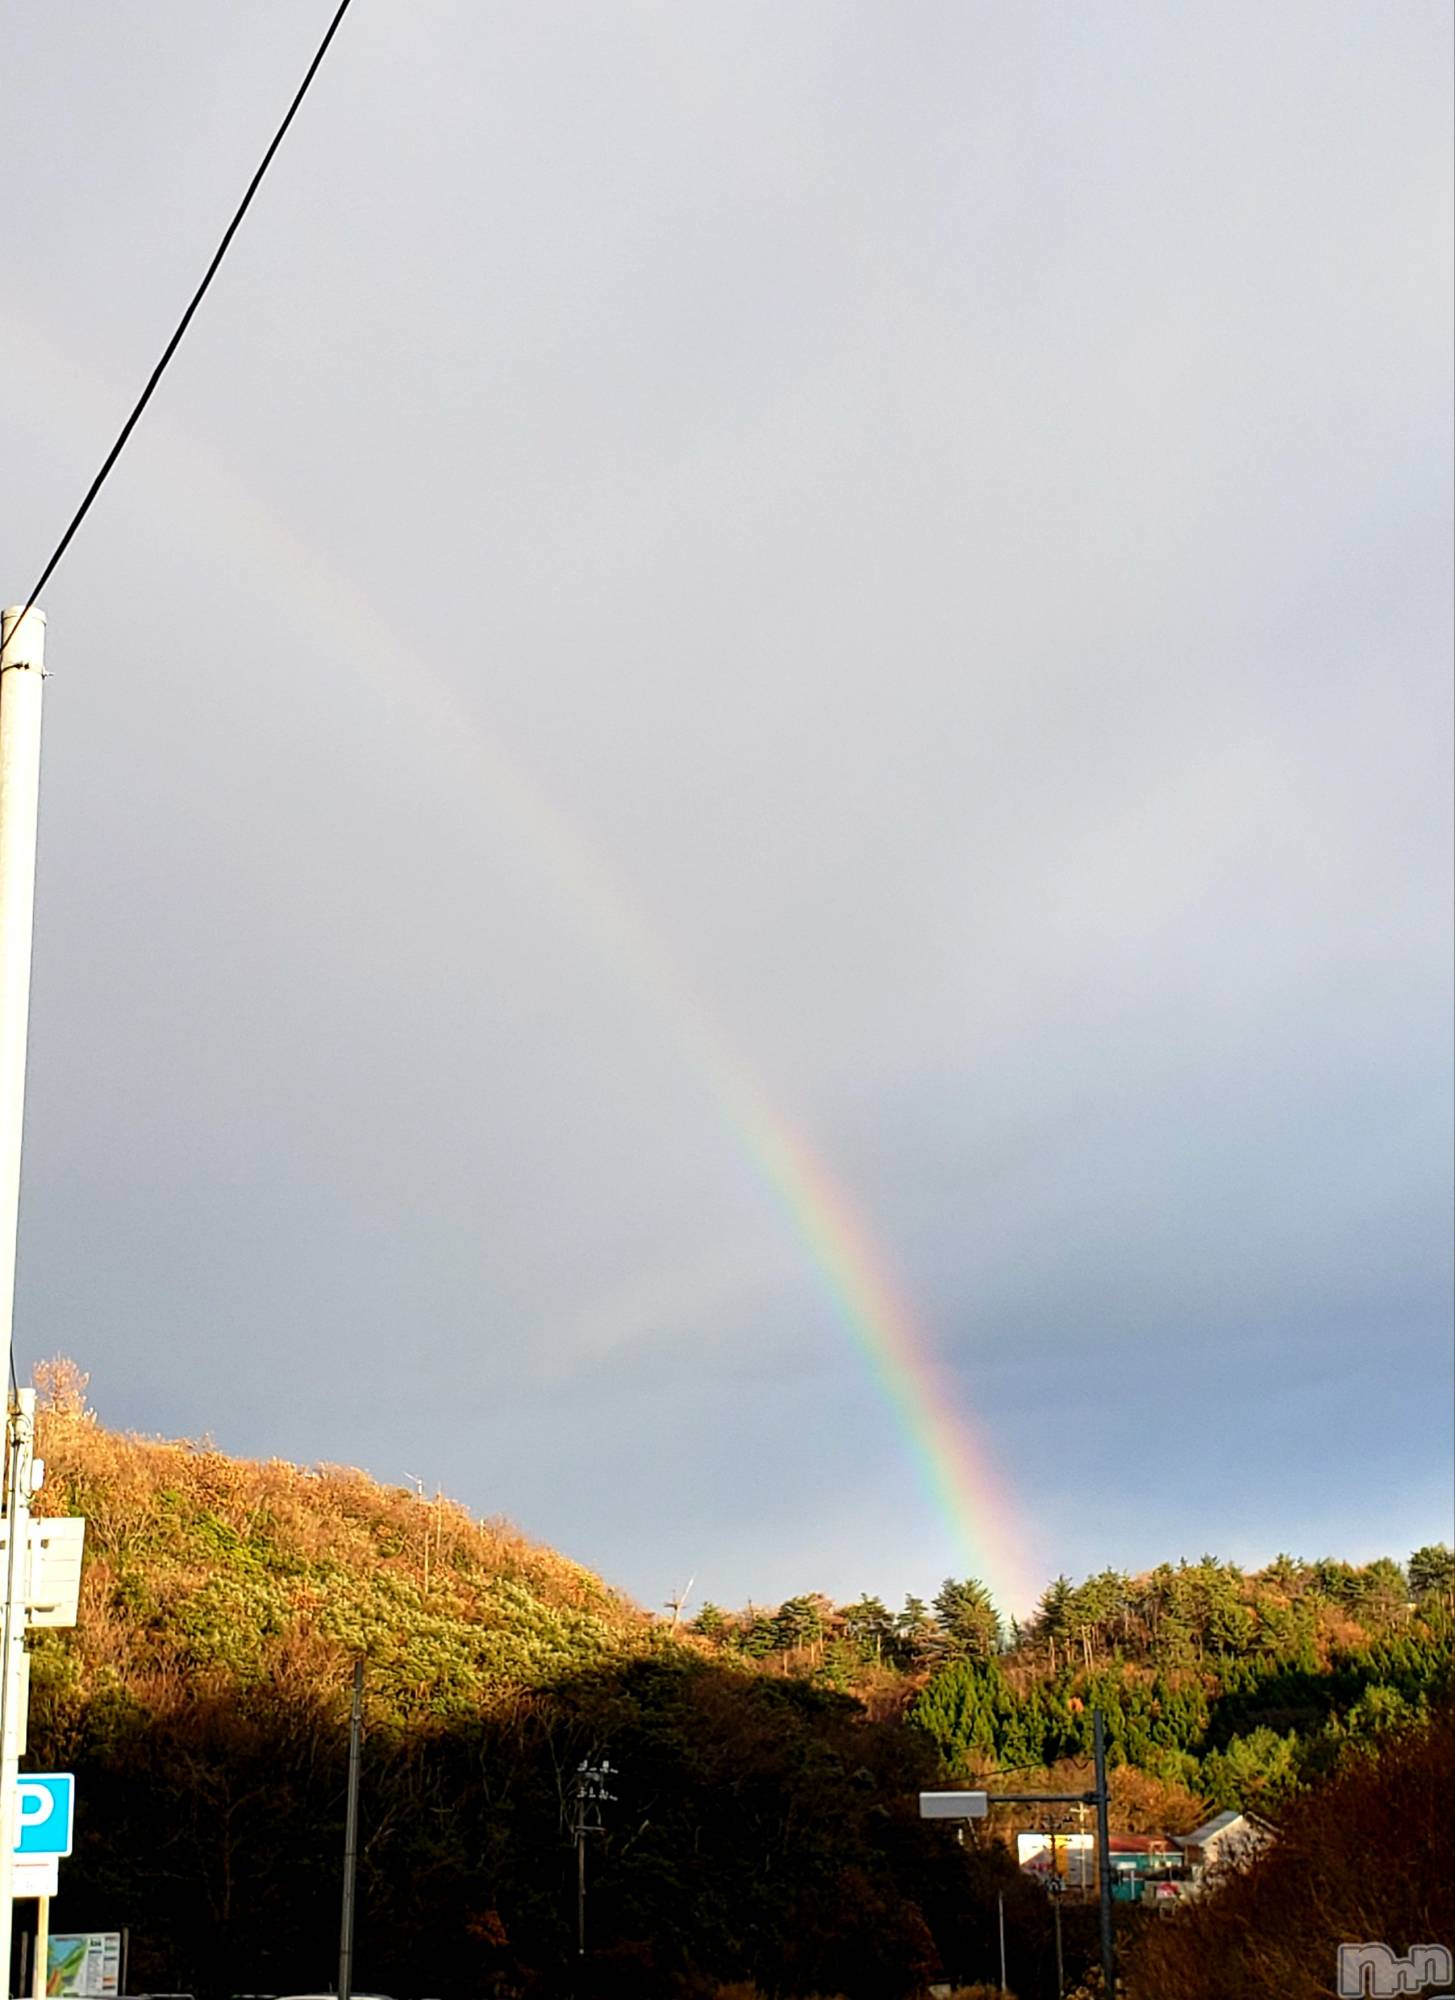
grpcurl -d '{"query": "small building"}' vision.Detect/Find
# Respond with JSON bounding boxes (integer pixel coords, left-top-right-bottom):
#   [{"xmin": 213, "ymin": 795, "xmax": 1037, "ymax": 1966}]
[
  {"xmin": 1107, "ymin": 1834, "xmax": 1186, "ymax": 1904},
  {"xmin": 1176, "ymin": 1810, "xmax": 1276, "ymax": 1888}
]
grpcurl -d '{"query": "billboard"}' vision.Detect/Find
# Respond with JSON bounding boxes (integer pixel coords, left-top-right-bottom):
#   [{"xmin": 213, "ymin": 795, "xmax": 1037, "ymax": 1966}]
[
  {"xmin": 46, "ymin": 1933, "xmax": 122, "ymax": 1998},
  {"xmin": 1016, "ymin": 1830, "xmax": 1095, "ymax": 1888}
]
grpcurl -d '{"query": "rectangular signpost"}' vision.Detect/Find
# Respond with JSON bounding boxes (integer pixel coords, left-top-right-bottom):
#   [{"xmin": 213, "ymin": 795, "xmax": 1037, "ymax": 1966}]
[
  {"xmin": 45, "ymin": 1932, "xmax": 122, "ymax": 1999},
  {"xmin": 14, "ymin": 1777, "xmax": 73, "ymax": 1859},
  {"xmin": 918, "ymin": 1790, "xmax": 989, "ymax": 1820}
]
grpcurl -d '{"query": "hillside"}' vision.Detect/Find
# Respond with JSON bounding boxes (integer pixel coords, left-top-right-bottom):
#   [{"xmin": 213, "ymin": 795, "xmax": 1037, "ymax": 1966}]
[
  {"xmin": 16, "ymin": 1365, "xmax": 1455, "ymax": 2000},
  {"xmin": 29, "ymin": 1362, "xmax": 645, "ymax": 1722}
]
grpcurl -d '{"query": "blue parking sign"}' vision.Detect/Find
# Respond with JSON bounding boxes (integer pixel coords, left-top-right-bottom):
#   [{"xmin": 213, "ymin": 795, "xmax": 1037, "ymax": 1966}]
[{"xmin": 15, "ymin": 1774, "xmax": 74, "ymax": 1856}]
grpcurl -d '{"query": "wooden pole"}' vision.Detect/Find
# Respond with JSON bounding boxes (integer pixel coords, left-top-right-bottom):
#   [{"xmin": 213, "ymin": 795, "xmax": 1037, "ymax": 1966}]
[{"xmin": 31, "ymin": 1899, "xmax": 46, "ymax": 2000}]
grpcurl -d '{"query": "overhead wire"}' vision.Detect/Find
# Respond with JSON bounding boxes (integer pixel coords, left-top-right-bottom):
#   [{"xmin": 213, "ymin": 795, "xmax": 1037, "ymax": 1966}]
[
  {"xmin": 10, "ymin": 0, "xmax": 357, "ymax": 632},
  {"xmin": 3, "ymin": 0, "xmax": 357, "ymax": 1409}
]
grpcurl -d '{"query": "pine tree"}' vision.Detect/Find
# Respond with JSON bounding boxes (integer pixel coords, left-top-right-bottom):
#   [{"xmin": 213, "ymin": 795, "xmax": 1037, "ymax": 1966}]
[{"xmin": 932, "ymin": 1577, "xmax": 1002, "ymax": 1660}]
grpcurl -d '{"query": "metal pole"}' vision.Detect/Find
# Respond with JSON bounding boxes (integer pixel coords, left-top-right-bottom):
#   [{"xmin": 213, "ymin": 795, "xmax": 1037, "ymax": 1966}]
[
  {"xmin": 338, "ymin": 1658, "xmax": 364, "ymax": 2000},
  {"xmin": 1052, "ymin": 1888, "xmax": 1064, "ymax": 2000},
  {"xmin": 1093, "ymin": 1708, "xmax": 1115, "ymax": 2000},
  {"xmin": 997, "ymin": 1889, "xmax": 1006, "ymax": 1993},
  {"xmin": 0, "ymin": 606, "xmax": 46, "ymax": 2000},
  {"xmin": 577, "ymin": 1819, "xmax": 587, "ymax": 1957},
  {"xmin": 30, "ymin": 1899, "xmax": 46, "ymax": 2000},
  {"xmin": 0, "ymin": 1393, "xmax": 35, "ymax": 2000}
]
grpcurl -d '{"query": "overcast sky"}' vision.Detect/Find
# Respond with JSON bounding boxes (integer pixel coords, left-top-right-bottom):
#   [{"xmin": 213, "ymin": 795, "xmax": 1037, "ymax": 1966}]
[{"xmin": 2, "ymin": 2, "xmax": 1450, "ymax": 1616}]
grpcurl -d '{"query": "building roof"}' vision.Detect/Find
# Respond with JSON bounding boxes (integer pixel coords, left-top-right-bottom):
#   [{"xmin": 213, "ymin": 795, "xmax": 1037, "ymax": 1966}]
[{"xmin": 1176, "ymin": 1810, "xmax": 1246, "ymax": 1849}]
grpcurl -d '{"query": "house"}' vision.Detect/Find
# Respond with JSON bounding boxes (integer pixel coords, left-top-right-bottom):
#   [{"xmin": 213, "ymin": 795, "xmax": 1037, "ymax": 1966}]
[{"xmin": 1176, "ymin": 1809, "xmax": 1276, "ymax": 1888}]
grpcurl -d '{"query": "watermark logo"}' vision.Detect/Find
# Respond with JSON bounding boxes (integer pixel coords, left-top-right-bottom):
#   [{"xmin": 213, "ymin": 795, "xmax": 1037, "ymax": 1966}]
[{"xmin": 1336, "ymin": 1942, "xmax": 1453, "ymax": 1998}]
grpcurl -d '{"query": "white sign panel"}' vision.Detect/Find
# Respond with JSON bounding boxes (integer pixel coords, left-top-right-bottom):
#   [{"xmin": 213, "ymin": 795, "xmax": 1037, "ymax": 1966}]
[
  {"xmin": 919, "ymin": 1790, "xmax": 989, "ymax": 1819},
  {"xmin": 0, "ymin": 1517, "xmax": 86, "ymax": 1628},
  {"xmin": 1017, "ymin": 1830, "xmax": 1094, "ymax": 1886},
  {"xmin": 47, "ymin": 1932, "xmax": 122, "ymax": 1998},
  {"xmin": 11, "ymin": 1853, "xmax": 58, "ymax": 1898}
]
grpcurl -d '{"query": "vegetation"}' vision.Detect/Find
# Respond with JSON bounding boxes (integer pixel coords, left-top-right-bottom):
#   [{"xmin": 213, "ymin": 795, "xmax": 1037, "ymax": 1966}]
[
  {"xmin": 1126, "ymin": 1703, "xmax": 1455, "ymax": 1999},
  {"xmin": 19, "ymin": 1363, "xmax": 1455, "ymax": 1999}
]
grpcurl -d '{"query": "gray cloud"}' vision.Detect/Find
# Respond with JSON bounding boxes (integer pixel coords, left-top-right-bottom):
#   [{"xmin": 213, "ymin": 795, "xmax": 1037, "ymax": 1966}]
[{"xmin": 2, "ymin": 0, "xmax": 1449, "ymax": 1611}]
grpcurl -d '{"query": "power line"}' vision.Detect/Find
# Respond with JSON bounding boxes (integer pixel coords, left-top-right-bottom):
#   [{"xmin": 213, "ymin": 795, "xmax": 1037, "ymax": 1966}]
[
  {"xmin": 11, "ymin": 0, "xmax": 357, "ymax": 631},
  {"xmin": 3, "ymin": 0, "xmax": 355, "ymax": 1412}
]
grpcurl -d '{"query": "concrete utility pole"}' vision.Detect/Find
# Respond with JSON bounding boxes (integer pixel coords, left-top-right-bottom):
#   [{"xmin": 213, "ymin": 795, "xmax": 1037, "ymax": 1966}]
[
  {"xmin": 571, "ymin": 1758, "xmax": 616, "ymax": 1957},
  {"xmin": 1093, "ymin": 1708, "xmax": 1115, "ymax": 1999},
  {"xmin": 339, "ymin": 1658, "xmax": 364, "ymax": 2000},
  {"xmin": 0, "ymin": 606, "xmax": 47, "ymax": 1998}
]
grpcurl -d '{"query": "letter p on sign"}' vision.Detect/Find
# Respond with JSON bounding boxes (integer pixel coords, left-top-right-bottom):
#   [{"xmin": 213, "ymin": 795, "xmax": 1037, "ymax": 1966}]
[{"xmin": 14, "ymin": 1773, "xmax": 74, "ymax": 1856}]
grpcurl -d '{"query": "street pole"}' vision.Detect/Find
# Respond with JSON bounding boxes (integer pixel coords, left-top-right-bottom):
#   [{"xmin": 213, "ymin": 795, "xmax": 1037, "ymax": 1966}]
[
  {"xmin": 30, "ymin": 1898, "xmax": 46, "ymax": 2000},
  {"xmin": 338, "ymin": 1658, "xmax": 363, "ymax": 2000},
  {"xmin": 1093, "ymin": 1708, "xmax": 1115, "ymax": 2000},
  {"xmin": 0, "ymin": 1394, "xmax": 34, "ymax": 2000},
  {"xmin": 0, "ymin": 605, "xmax": 46, "ymax": 2000},
  {"xmin": 997, "ymin": 1889, "xmax": 1006, "ymax": 1993},
  {"xmin": 577, "ymin": 1817, "xmax": 587, "ymax": 1957}
]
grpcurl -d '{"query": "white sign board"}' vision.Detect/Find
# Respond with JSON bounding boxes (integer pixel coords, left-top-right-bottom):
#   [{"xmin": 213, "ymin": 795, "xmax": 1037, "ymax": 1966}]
[
  {"xmin": 919, "ymin": 1790, "xmax": 989, "ymax": 1819},
  {"xmin": 0, "ymin": 1517, "xmax": 86, "ymax": 1628},
  {"xmin": 1017, "ymin": 1830, "xmax": 1094, "ymax": 1886},
  {"xmin": 47, "ymin": 1932, "xmax": 122, "ymax": 1998},
  {"xmin": 11, "ymin": 1853, "xmax": 58, "ymax": 1898}
]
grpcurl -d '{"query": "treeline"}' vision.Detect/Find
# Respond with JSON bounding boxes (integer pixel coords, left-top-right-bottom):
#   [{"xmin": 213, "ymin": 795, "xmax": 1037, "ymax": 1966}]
[
  {"xmin": 690, "ymin": 1555, "xmax": 1455, "ymax": 1814},
  {"xmin": 692, "ymin": 1548, "xmax": 1455, "ymax": 1679}
]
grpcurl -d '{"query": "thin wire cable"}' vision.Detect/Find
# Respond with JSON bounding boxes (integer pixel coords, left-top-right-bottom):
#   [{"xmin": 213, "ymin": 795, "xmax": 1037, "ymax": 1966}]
[
  {"xmin": 3, "ymin": 0, "xmax": 355, "ymax": 1410},
  {"xmin": 10, "ymin": 0, "xmax": 356, "ymax": 632}
]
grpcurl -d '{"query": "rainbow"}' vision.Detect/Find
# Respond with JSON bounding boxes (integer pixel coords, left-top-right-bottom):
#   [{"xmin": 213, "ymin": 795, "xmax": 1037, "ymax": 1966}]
[{"xmin": 3, "ymin": 314, "xmax": 1041, "ymax": 1614}]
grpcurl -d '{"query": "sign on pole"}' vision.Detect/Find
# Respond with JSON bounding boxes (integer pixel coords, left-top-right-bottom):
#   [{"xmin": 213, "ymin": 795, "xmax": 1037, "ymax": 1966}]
[
  {"xmin": 47, "ymin": 1932, "xmax": 122, "ymax": 1998},
  {"xmin": 0, "ymin": 1517, "xmax": 86, "ymax": 1629},
  {"xmin": 12, "ymin": 1852, "xmax": 57, "ymax": 1898},
  {"xmin": 14, "ymin": 1773, "xmax": 74, "ymax": 1855},
  {"xmin": 919, "ymin": 1790, "xmax": 989, "ymax": 1819}
]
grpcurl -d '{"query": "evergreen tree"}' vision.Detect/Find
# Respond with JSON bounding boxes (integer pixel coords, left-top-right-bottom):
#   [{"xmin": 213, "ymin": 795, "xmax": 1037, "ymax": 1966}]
[
  {"xmin": 841, "ymin": 1594, "xmax": 895, "ymax": 1666},
  {"xmin": 1408, "ymin": 1544, "xmax": 1455, "ymax": 1613},
  {"xmin": 932, "ymin": 1577, "xmax": 1002, "ymax": 1660}
]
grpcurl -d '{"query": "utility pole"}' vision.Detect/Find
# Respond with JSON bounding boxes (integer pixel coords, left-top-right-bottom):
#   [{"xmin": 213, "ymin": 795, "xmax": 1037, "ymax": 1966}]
[
  {"xmin": 919, "ymin": 1704, "xmax": 1117, "ymax": 2000},
  {"xmin": 0, "ymin": 605, "xmax": 48, "ymax": 1999},
  {"xmin": 338, "ymin": 1658, "xmax": 364, "ymax": 2000},
  {"xmin": 571, "ymin": 1757, "xmax": 616, "ymax": 1957},
  {"xmin": 1094, "ymin": 1708, "xmax": 1116, "ymax": 2000},
  {"xmin": 0, "ymin": 1392, "xmax": 35, "ymax": 2000},
  {"xmin": 1039, "ymin": 1810, "xmax": 1075, "ymax": 2000}
]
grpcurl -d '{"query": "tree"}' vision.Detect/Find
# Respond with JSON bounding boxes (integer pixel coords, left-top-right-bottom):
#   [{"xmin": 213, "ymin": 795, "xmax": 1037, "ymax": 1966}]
[
  {"xmin": 773, "ymin": 1595, "xmax": 828, "ymax": 1661},
  {"xmin": 692, "ymin": 1602, "xmax": 727, "ymax": 1643},
  {"xmin": 933, "ymin": 1578, "xmax": 1002, "ymax": 1661},
  {"xmin": 897, "ymin": 1595, "xmax": 939, "ymax": 1667},
  {"xmin": 1035, "ymin": 1575, "xmax": 1075, "ymax": 1673},
  {"xmin": 1352, "ymin": 1558, "xmax": 1409, "ymax": 1629},
  {"xmin": 841, "ymin": 1594, "xmax": 895, "ymax": 1667},
  {"xmin": 1408, "ymin": 1545, "xmax": 1455, "ymax": 1613}
]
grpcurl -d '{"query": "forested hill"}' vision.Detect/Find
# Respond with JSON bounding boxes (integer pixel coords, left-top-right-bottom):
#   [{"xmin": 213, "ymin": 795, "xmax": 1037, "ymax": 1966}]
[
  {"xmin": 690, "ymin": 1553, "xmax": 1455, "ymax": 1819},
  {"xmin": 28, "ymin": 1363, "xmax": 1455, "ymax": 1791},
  {"xmin": 19, "ymin": 1366, "xmax": 1455, "ymax": 1998},
  {"xmin": 28, "ymin": 1362, "xmax": 644, "ymax": 1718}
]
